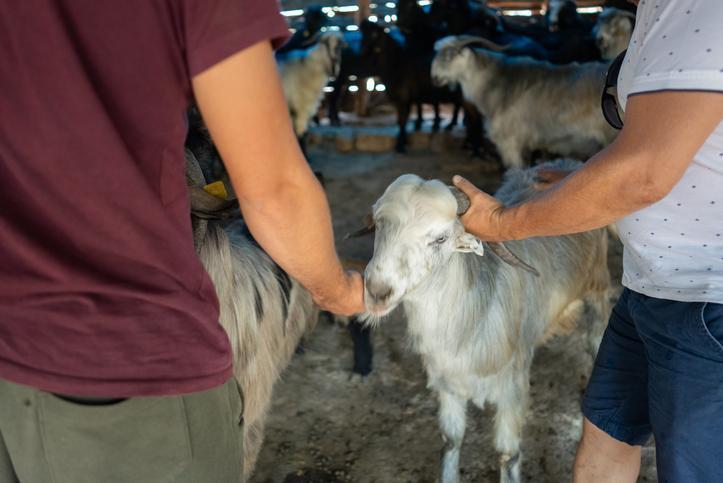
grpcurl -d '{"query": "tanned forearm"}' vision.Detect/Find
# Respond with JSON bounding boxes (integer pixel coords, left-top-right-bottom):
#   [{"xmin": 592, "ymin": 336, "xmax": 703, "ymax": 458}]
[
  {"xmin": 501, "ymin": 139, "xmax": 672, "ymax": 239},
  {"xmin": 191, "ymin": 40, "xmax": 363, "ymax": 315},
  {"xmin": 457, "ymin": 90, "xmax": 723, "ymax": 241}
]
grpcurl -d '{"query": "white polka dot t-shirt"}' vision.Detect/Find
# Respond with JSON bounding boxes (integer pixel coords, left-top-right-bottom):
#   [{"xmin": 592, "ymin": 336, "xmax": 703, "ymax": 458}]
[{"xmin": 616, "ymin": 0, "xmax": 723, "ymax": 303}]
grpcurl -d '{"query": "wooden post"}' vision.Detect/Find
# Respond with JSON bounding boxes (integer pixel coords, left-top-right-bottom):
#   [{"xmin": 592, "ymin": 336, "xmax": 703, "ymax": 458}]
[{"xmin": 355, "ymin": 0, "xmax": 371, "ymax": 117}]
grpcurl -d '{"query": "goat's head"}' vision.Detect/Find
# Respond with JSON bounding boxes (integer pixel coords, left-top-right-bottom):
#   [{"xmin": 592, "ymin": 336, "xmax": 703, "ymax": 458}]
[
  {"xmin": 361, "ymin": 175, "xmax": 479, "ymax": 315},
  {"xmin": 432, "ymin": 36, "xmax": 503, "ymax": 87},
  {"xmin": 546, "ymin": 0, "xmax": 577, "ymax": 32},
  {"xmin": 318, "ymin": 31, "xmax": 345, "ymax": 77},
  {"xmin": 593, "ymin": 8, "xmax": 635, "ymax": 60},
  {"xmin": 359, "ymin": 20, "xmax": 393, "ymax": 60},
  {"xmin": 358, "ymin": 174, "xmax": 539, "ymax": 316}
]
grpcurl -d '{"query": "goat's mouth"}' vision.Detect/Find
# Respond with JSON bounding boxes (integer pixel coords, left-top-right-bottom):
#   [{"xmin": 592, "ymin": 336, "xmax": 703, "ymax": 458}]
[{"xmin": 363, "ymin": 290, "xmax": 401, "ymax": 317}]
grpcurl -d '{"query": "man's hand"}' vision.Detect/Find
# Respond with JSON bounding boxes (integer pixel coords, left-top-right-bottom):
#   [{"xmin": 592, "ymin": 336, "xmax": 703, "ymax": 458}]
[
  {"xmin": 452, "ymin": 175, "xmax": 508, "ymax": 241},
  {"xmin": 315, "ymin": 271, "xmax": 365, "ymax": 316}
]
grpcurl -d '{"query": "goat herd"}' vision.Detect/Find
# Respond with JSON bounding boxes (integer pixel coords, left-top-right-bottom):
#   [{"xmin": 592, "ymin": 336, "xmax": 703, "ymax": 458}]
[
  {"xmin": 185, "ymin": 1, "xmax": 636, "ymax": 482},
  {"xmin": 276, "ymin": 0, "xmax": 634, "ymax": 160}
]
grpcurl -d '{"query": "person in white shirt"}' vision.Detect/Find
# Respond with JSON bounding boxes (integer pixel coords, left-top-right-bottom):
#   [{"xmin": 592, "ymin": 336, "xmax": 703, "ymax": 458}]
[{"xmin": 453, "ymin": 0, "xmax": 723, "ymax": 481}]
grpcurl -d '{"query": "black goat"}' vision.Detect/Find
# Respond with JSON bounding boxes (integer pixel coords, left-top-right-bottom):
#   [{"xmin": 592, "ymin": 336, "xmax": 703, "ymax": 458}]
[
  {"xmin": 327, "ymin": 30, "xmax": 380, "ymax": 126},
  {"xmin": 360, "ymin": 21, "xmax": 462, "ymax": 152}
]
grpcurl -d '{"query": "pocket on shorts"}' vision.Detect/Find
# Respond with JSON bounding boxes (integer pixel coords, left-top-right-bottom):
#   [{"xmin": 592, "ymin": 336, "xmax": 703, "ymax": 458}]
[
  {"xmin": 695, "ymin": 302, "xmax": 723, "ymax": 359},
  {"xmin": 38, "ymin": 393, "xmax": 192, "ymax": 483}
]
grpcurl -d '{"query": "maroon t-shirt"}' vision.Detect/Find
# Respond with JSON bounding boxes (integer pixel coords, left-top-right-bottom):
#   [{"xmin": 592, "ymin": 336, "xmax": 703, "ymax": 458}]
[{"xmin": 0, "ymin": 0, "xmax": 289, "ymax": 396}]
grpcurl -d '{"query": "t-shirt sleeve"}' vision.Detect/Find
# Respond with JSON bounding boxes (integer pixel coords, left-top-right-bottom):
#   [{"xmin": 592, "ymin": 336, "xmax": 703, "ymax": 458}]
[
  {"xmin": 627, "ymin": 3, "xmax": 723, "ymax": 96},
  {"xmin": 182, "ymin": 0, "xmax": 291, "ymax": 77}
]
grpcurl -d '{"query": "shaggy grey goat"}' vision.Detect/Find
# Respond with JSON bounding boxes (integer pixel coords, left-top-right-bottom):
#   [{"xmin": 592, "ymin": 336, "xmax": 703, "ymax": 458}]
[
  {"xmin": 277, "ymin": 31, "xmax": 344, "ymax": 137},
  {"xmin": 360, "ymin": 159, "xmax": 611, "ymax": 483},
  {"xmin": 431, "ymin": 36, "xmax": 617, "ymax": 169},
  {"xmin": 187, "ymin": 152, "xmax": 318, "ymax": 481},
  {"xmin": 593, "ymin": 7, "xmax": 635, "ymax": 61}
]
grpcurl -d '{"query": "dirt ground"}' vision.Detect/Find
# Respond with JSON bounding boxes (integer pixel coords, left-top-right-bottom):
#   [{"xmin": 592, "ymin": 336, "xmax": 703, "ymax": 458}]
[{"xmin": 249, "ymin": 133, "xmax": 658, "ymax": 483}]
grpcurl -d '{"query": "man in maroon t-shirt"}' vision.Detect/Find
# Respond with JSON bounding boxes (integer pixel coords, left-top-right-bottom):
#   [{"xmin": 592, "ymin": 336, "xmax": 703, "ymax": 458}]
[{"xmin": 0, "ymin": 0, "xmax": 363, "ymax": 481}]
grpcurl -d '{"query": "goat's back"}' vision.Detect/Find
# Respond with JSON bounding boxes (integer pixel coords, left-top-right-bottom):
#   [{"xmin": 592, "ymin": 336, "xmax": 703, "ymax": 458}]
[{"xmin": 198, "ymin": 222, "xmax": 317, "ymax": 424}]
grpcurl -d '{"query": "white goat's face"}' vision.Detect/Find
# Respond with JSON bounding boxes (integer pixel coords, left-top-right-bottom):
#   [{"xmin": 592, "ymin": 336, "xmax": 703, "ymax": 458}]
[
  {"xmin": 364, "ymin": 175, "xmax": 484, "ymax": 316},
  {"xmin": 431, "ymin": 46, "xmax": 470, "ymax": 87}
]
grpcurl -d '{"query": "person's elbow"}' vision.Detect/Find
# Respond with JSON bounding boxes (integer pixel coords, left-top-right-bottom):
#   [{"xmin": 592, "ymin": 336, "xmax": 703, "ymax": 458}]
[{"xmin": 634, "ymin": 160, "xmax": 679, "ymax": 207}]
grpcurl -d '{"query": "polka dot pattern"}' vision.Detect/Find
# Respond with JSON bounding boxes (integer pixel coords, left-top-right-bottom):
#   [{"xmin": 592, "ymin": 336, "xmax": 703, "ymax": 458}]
[{"xmin": 616, "ymin": 0, "xmax": 723, "ymax": 303}]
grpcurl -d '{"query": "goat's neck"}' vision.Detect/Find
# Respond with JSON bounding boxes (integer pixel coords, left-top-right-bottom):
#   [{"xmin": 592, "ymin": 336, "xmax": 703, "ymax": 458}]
[
  {"xmin": 401, "ymin": 251, "xmax": 520, "ymax": 376},
  {"xmin": 403, "ymin": 251, "xmax": 495, "ymax": 327},
  {"xmin": 373, "ymin": 39, "xmax": 406, "ymax": 83},
  {"xmin": 459, "ymin": 53, "xmax": 499, "ymax": 117},
  {"xmin": 309, "ymin": 44, "xmax": 334, "ymax": 79}
]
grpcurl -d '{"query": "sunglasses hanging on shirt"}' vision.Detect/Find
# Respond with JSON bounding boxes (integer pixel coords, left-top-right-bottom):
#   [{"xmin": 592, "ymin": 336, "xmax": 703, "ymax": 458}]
[{"xmin": 601, "ymin": 49, "xmax": 627, "ymax": 130}]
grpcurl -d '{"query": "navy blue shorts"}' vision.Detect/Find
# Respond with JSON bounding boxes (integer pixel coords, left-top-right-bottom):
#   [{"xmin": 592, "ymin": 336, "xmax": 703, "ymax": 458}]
[{"xmin": 582, "ymin": 288, "xmax": 723, "ymax": 482}]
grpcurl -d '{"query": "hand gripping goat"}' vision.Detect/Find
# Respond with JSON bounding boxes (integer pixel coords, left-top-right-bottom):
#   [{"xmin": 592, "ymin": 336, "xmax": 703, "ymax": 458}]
[{"xmin": 357, "ymin": 160, "xmax": 611, "ymax": 483}]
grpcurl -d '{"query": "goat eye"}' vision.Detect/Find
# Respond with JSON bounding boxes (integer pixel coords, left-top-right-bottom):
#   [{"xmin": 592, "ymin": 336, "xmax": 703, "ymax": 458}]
[{"xmin": 432, "ymin": 235, "xmax": 448, "ymax": 245}]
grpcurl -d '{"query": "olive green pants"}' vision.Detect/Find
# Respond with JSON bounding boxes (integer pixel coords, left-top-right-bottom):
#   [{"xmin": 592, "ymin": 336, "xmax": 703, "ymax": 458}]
[{"xmin": 0, "ymin": 377, "xmax": 244, "ymax": 483}]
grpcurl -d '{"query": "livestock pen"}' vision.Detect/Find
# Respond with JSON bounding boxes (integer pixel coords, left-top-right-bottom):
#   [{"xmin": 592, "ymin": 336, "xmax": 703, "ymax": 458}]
[
  {"xmin": 229, "ymin": 3, "xmax": 659, "ymax": 481},
  {"xmin": 9, "ymin": 0, "xmax": 721, "ymax": 482},
  {"xmin": 187, "ymin": 0, "xmax": 655, "ymax": 483}
]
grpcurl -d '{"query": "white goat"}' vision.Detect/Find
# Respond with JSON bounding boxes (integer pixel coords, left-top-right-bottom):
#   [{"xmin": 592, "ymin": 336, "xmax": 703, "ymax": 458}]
[
  {"xmin": 187, "ymin": 152, "xmax": 318, "ymax": 481},
  {"xmin": 360, "ymin": 160, "xmax": 611, "ymax": 483},
  {"xmin": 277, "ymin": 32, "xmax": 344, "ymax": 136},
  {"xmin": 593, "ymin": 7, "xmax": 635, "ymax": 61},
  {"xmin": 431, "ymin": 36, "xmax": 617, "ymax": 169}
]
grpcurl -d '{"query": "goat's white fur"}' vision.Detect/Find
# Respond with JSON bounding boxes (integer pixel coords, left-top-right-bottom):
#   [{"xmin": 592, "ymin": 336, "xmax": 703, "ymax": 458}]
[
  {"xmin": 277, "ymin": 32, "xmax": 344, "ymax": 136},
  {"xmin": 363, "ymin": 160, "xmax": 611, "ymax": 483},
  {"xmin": 593, "ymin": 7, "xmax": 635, "ymax": 61},
  {"xmin": 199, "ymin": 222, "xmax": 318, "ymax": 481},
  {"xmin": 432, "ymin": 37, "xmax": 617, "ymax": 169}
]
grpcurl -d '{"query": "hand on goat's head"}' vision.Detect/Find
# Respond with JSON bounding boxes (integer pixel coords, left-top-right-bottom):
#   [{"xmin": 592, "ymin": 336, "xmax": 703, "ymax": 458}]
[
  {"xmin": 362, "ymin": 175, "xmax": 486, "ymax": 316},
  {"xmin": 452, "ymin": 175, "xmax": 507, "ymax": 242}
]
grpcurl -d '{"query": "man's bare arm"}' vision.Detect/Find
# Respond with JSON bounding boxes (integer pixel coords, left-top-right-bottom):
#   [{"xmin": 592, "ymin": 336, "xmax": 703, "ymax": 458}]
[
  {"xmin": 191, "ymin": 40, "xmax": 364, "ymax": 315},
  {"xmin": 455, "ymin": 90, "xmax": 723, "ymax": 241}
]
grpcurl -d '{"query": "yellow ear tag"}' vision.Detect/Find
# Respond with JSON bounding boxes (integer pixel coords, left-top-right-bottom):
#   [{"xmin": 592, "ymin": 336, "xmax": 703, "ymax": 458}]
[{"xmin": 203, "ymin": 181, "xmax": 228, "ymax": 200}]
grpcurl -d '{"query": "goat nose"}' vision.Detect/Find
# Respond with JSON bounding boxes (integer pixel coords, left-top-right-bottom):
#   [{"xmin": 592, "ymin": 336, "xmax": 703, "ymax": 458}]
[{"xmin": 366, "ymin": 282, "xmax": 394, "ymax": 304}]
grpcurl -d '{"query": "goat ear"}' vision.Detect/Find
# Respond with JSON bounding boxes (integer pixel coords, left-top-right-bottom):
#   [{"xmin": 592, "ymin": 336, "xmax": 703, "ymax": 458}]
[{"xmin": 455, "ymin": 233, "xmax": 485, "ymax": 256}]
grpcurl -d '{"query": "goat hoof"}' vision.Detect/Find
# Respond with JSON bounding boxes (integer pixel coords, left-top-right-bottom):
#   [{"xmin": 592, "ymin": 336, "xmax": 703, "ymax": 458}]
[{"xmin": 352, "ymin": 360, "xmax": 372, "ymax": 377}]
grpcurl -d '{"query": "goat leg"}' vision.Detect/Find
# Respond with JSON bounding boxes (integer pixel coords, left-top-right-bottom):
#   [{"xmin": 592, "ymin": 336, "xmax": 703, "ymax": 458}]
[
  {"xmin": 438, "ymin": 391, "xmax": 467, "ymax": 483},
  {"xmin": 349, "ymin": 317, "xmax": 373, "ymax": 376},
  {"xmin": 414, "ymin": 102, "xmax": 424, "ymax": 131},
  {"xmin": 432, "ymin": 101, "xmax": 441, "ymax": 132},
  {"xmin": 445, "ymin": 101, "xmax": 461, "ymax": 131},
  {"xmin": 499, "ymin": 452, "xmax": 522, "ymax": 483}
]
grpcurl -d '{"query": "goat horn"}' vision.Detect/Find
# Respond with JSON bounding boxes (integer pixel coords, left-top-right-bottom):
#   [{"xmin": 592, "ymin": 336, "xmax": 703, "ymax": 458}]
[
  {"xmin": 487, "ymin": 243, "xmax": 540, "ymax": 277},
  {"xmin": 448, "ymin": 186, "xmax": 471, "ymax": 216},
  {"xmin": 344, "ymin": 213, "xmax": 375, "ymax": 239},
  {"xmin": 453, "ymin": 36, "xmax": 509, "ymax": 53},
  {"xmin": 448, "ymin": 186, "xmax": 539, "ymax": 277}
]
